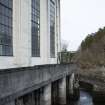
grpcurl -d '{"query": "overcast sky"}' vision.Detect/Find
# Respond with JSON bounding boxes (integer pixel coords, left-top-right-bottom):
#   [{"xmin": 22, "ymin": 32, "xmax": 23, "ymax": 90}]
[{"xmin": 61, "ymin": 0, "xmax": 105, "ymax": 51}]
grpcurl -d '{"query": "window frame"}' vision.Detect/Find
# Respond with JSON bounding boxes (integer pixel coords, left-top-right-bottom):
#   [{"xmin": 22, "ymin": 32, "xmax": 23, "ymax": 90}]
[
  {"xmin": 50, "ymin": 0, "xmax": 56, "ymax": 58},
  {"xmin": 0, "ymin": 0, "xmax": 13, "ymax": 56},
  {"xmin": 31, "ymin": 0, "xmax": 40, "ymax": 57}
]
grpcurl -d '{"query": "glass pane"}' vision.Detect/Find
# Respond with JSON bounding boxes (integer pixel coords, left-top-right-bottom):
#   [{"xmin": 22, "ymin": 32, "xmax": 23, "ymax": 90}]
[
  {"xmin": 50, "ymin": 0, "xmax": 55, "ymax": 58},
  {"xmin": 0, "ymin": 0, "xmax": 13, "ymax": 56},
  {"xmin": 31, "ymin": 0, "xmax": 40, "ymax": 57}
]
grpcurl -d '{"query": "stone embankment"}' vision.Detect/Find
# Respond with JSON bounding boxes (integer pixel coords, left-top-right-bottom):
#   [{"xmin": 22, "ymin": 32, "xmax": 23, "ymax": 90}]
[{"xmin": 79, "ymin": 66, "xmax": 105, "ymax": 103}]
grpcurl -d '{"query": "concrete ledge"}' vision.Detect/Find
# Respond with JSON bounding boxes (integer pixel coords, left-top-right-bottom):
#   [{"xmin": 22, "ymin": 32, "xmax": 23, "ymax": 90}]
[{"xmin": 0, "ymin": 64, "xmax": 77, "ymax": 104}]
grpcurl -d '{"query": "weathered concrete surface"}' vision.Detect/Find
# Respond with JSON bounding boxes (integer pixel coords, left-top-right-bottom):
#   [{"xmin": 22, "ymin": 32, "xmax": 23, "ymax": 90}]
[
  {"xmin": 80, "ymin": 75, "xmax": 105, "ymax": 89},
  {"xmin": 58, "ymin": 77, "xmax": 66, "ymax": 105},
  {"xmin": 51, "ymin": 80, "xmax": 59, "ymax": 105},
  {"xmin": 43, "ymin": 84, "xmax": 51, "ymax": 105},
  {"xmin": 79, "ymin": 66, "xmax": 105, "ymax": 92},
  {"xmin": 5, "ymin": 101, "xmax": 15, "ymax": 105},
  {"xmin": 79, "ymin": 73, "xmax": 105, "ymax": 104},
  {"xmin": 0, "ymin": 64, "xmax": 77, "ymax": 105},
  {"xmin": 69, "ymin": 73, "xmax": 75, "ymax": 94}
]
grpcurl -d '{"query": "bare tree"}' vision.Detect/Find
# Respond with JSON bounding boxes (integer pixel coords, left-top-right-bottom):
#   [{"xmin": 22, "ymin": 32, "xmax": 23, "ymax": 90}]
[{"xmin": 61, "ymin": 40, "xmax": 69, "ymax": 52}]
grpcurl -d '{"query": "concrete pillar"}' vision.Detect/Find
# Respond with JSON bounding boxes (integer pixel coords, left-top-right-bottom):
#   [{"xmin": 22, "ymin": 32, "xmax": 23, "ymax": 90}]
[
  {"xmin": 69, "ymin": 73, "xmax": 75, "ymax": 95},
  {"xmin": 66, "ymin": 76, "xmax": 70, "ymax": 104},
  {"xmin": 51, "ymin": 81, "xmax": 59, "ymax": 105},
  {"xmin": 68, "ymin": 73, "xmax": 80, "ymax": 101},
  {"xmin": 39, "ymin": 88, "xmax": 44, "ymax": 105},
  {"xmin": 42, "ymin": 84, "xmax": 51, "ymax": 105},
  {"xmin": 34, "ymin": 89, "xmax": 41, "ymax": 105},
  {"xmin": 58, "ymin": 77, "xmax": 66, "ymax": 105},
  {"xmin": 15, "ymin": 92, "xmax": 35, "ymax": 105},
  {"xmin": 15, "ymin": 98, "xmax": 24, "ymax": 105},
  {"xmin": 65, "ymin": 74, "xmax": 75, "ymax": 104}
]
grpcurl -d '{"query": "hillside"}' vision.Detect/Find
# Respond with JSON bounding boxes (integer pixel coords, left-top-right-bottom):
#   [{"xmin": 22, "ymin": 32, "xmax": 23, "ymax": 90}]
[{"xmin": 75, "ymin": 27, "xmax": 105, "ymax": 68}]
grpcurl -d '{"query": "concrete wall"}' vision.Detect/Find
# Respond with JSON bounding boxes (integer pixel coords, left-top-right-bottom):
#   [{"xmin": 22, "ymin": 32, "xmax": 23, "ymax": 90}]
[
  {"xmin": 58, "ymin": 78, "xmax": 67, "ymax": 105},
  {"xmin": 5, "ymin": 101, "xmax": 15, "ymax": 105},
  {"xmin": 0, "ymin": 0, "xmax": 61, "ymax": 69},
  {"xmin": 14, "ymin": 65, "xmax": 78, "ymax": 105},
  {"xmin": 0, "ymin": 64, "xmax": 77, "ymax": 105}
]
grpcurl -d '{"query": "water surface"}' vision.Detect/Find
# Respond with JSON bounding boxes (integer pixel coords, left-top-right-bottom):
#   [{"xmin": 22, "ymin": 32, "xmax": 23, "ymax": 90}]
[{"xmin": 70, "ymin": 90, "xmax": 93, "ymax": 105}]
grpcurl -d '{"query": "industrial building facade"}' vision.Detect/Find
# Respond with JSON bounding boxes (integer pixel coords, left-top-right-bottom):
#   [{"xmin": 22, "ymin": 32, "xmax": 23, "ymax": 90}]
[
  {"xmin": 0, "ymin": 1, "xmax": 79, "ymax": 105},
  {"xmin": 0, "ymin": 0, "xmax": 61, "ymax": 69}
]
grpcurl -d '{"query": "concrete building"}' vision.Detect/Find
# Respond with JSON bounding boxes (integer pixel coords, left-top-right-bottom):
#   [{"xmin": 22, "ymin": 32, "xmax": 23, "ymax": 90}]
[
  {"xmin": 0, "ymin": 0, "xmax": 61, "ymax": 69},
  {"xmin": 0, "ymin": 1, "xmax": 79, "ymax": 105}
]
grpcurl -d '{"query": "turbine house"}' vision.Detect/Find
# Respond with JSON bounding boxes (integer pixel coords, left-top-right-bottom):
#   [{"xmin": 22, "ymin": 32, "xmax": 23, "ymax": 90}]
[
  {"xmin": 0, "ymin": 0, "xmax": 61, "ymax": 69},
  {"xmin": 0, "ymin": 1, "xmax": 78, "ymax": 105}
]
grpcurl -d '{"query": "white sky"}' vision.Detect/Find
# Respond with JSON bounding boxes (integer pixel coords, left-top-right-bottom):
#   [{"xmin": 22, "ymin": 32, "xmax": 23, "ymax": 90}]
[{"xmin": 61, "ymin": 0, "xmax": 105, "ymax": 51}]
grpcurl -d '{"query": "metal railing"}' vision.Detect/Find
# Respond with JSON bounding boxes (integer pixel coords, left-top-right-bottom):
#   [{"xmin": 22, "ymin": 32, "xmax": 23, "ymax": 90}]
[{"xmin": 58, "ymin": 51, "xmax": 76, "ymax": 64}]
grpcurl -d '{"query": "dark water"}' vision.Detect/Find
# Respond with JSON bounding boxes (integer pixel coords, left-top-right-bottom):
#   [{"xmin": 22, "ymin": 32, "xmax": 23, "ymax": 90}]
[
  {"xmin": 78, "ymin": 91, "xmax": 93, "ymax": 105},
  {"xmin": 70, "ymin": 90, "xmax": 93, "ymax": 105}
]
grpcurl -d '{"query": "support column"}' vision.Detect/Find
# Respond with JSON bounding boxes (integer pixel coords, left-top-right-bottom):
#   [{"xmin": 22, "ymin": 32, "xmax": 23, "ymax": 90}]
[
  {"xmin": 51, "ymin": 81, "xmax": 59, "ymax": 105},
  {"xmin": 15, "ymin": 98, "xmax": 24, "ymax": 105},
  {"xmin": 15, "ymin": 92, "xmax": 35, "ymax": 105},
  {"xmin": 69, "ymin": 73, "xmax": 75, "ymax": 95},
  {"xmin": 66, "ymin": 75, "xmax": 70, "ymax": 104},
  {"xmin": 58, "ymin": 77, "xmax": 66, "ymax": 105},
  {"xmin": 42, "ymin": 84, "xmax": 51, "ymax": 105},
  {"xmin": 68, "ymin": 73, "xmax": 80, "ymax": 100}
]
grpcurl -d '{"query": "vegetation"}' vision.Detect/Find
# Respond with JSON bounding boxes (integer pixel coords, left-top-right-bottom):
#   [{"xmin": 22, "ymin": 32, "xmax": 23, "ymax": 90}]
[
  {"xmin": 60, "ymin": 40, "xmax": 76, "ymax": 64},
  {"xmin": 59, "ymin": 51, "xmax": 76, "ymax": 64},
  {"xmin": 74, "ymin": 27, "xmax": 105, "ymax": 68}
]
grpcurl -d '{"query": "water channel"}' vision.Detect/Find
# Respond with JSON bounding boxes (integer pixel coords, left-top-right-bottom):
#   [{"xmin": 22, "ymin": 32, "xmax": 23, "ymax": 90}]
[
  {"xmin": 68, "ymin": 89, "xmax": 105, "ymax": 105},
  {"xmin": 69, "ymin": 90, "xmax": 94, "ymax": 105}
]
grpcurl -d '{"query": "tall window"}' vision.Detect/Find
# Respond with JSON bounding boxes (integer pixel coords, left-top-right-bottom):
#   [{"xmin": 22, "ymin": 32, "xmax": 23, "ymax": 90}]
[
  {"xmin": 31, "ymin": 0, "xmax": 40, "ymax": 57},
  {"xmin": 0, "ymin": 0, "xmax": 13, "ymax": 56},
  {"xmin": 50, "ymin": 0, "xmax": 55, "ymax": 58}
]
